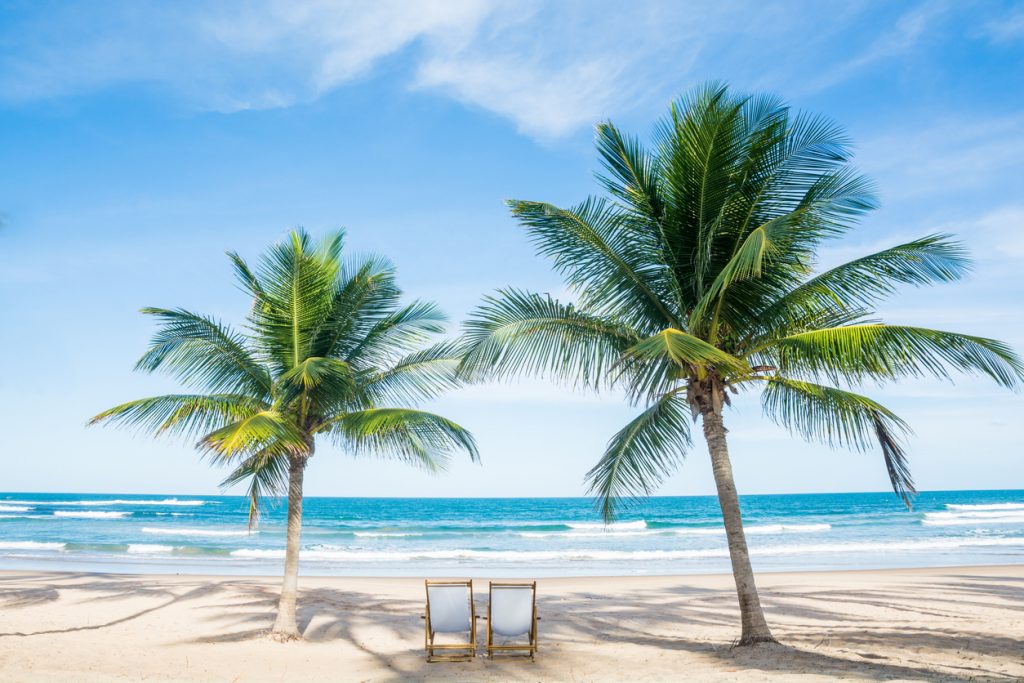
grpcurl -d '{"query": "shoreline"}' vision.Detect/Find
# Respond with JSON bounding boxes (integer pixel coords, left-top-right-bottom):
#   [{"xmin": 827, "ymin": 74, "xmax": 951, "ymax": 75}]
[
  {"xmin": 2, "ymin": 560, "xmax": 1022, "ymax": 580},
  {"xmin": 2, "ymin": 565, "xmax": 1021, "ymax": 681},
  {"xmin": 4, "ymin": 490, "xmax": 1022, "ymax": 581}
]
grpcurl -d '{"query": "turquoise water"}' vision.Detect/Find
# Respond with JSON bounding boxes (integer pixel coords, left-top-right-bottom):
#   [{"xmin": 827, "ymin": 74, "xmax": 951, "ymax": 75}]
[{"xmin": 1, "ymin": 490, "xmax": 1022, "ymax": 576}]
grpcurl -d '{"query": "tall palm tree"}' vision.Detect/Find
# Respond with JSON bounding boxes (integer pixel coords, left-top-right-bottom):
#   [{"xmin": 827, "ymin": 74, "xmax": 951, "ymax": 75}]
[
  {"xmin": 458, "ymin": 84, "xmax": 1023, "ymax": 645},
  {"xmin": 91, "ymin": 229, "xmax": 478, "ymax": 641}
]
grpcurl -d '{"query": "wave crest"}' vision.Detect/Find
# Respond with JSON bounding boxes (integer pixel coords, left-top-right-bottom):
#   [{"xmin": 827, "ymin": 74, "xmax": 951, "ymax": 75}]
[
  {"xmin": 141, "ymin": 527, "xmax": 251, "ymax": 537},
  {"xmin": 53, "ymin": 511, "xmax": 131, "ymax": 519}
]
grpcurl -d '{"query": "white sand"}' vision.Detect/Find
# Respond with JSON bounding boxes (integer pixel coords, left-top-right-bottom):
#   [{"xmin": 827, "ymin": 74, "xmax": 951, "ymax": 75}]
[{"xmin": 0, "ymin": 565, "xmax": 1021, "ymax": 682}]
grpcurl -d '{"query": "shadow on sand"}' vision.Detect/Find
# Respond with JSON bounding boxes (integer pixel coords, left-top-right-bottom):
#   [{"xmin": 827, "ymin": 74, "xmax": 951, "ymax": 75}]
[{"xmin": 0, "ymin": 570, "xmax": 1021, "ymax": 681}]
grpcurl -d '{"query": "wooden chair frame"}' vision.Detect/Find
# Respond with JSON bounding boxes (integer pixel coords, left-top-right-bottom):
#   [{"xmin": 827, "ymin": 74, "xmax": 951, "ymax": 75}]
[
  {"xmin": 424, "ymin": 579, "xmax": 476, "ymax": 662},
  {"xmin": 486, "ymin": 581, "xmax": 538, "ymax": 660}
]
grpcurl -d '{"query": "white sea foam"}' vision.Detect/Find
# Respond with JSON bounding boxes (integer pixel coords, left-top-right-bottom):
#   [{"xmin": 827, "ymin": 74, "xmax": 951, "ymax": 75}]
[
  {"xmin": 2, "ymin": 498, "xmax": 206, "ymax": 507},
  {"xmin": 944, "ymin": 503, "xmax": 1024, "ymax": 511},
  {"xmin": 518, "ymin": 529, "xmax": 667, "ymax": 539},
  {"xmin": 141, "ymin": 527, "xmax": 251, "ymax": 537},
  {"xmin": 353, "ymin": 532, "xmax": 424, "ymax": 538},
  {"xmin": 518, "ymin": 522, "xmax": 831, "ymax": 539},
  {"xmin": 231, "ymin": 549, "xmax": 286, "ymax": 559},
  {"xmin": 227, "ymin": 536, "xmax": 1024, "ymax": 563},
  {"xmin": 126, "ymin": 544, "xmax": 175, "ymax": 554},
  {"xmin": 0, "ymin": 541, "xmax": 65, "ymax": 551},
  {"xmin": 0, "ymin": 505, "xmax": 30, "ymax": 512},
  {"xmin": 747, "ymin": 523, "xmax": 832, "ymax": 534},
  {"xmin": 565, "ymin": 520, "xmax": 648, "ymax": 531},
  {"xmin": 53, "ymin": 511, "xmax": 131, "ymax": 519},
  {"xmin": 923, "ymin": 510, "xmax": 1024, "ymax": 526}
]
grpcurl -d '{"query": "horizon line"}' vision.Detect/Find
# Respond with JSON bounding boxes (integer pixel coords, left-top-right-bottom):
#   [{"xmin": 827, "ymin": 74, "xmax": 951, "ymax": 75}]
[{"xmin": 2, "ymin": 487, "xmax": 1021, "ymax": 500}]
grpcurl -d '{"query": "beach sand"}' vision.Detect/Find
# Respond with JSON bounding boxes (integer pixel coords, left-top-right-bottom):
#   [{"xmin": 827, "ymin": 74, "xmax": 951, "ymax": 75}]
[{"xmin": 0, "ymin": 565, "xmax": 1021, "ymax": 682}]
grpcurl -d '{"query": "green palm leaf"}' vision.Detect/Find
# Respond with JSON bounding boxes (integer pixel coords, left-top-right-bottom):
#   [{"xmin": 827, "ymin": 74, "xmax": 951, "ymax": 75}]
[
  {"xmin": 309, "ymin": 254, "xmax": 401, "ymax": 360},
  {"xmin": 199, "ymin": 410, "xmax": 308, "ymax": 460},
  {"xmin": 509, "ymin": 198, "xmax": 680, "ymax": 331},
  {"xmin": 220, "ymin": 448, "xmax": 289, "ymax": 529},
  {"xmin": 325, "ymin": 408, "xmax": 479, "ymax": 471},
  {"xmin": 623, "ymin": 329, "xmax": 749, "ymax": 374},
  {"xmin": 277, "ymin": 356, "xmax": 356, "ymax": 409},
  {"xmin": 760, "ymin": 377, "xmax": 915, "ymax": 505},
  {"xmin": 766, "ymin": 324, "xmax": 1024, "ymax": 388},
  {"xmin": 135, "ymin": 308, "xmax": 272, "ymax": 396},
  {"xmin": 584, "ymin": 392, "xmax": 692, "ymax": 522},
  {"xmin": 363, "ymin": 340, "xmax": 464, "ymax": 406},
  {"xmin": 764, "ymin": 235, "xmax": 969, "ymax": 321},
  {"xmin": 346, "ymin": 300, "xmax": 448, "ymax": 368},
  {"xmin": 459, "ymin": 288, "xmax": 638, "ymax": 389},
  {"xmin": 89, "ymin": 394, "xmax": 266, "ymax": 441}
]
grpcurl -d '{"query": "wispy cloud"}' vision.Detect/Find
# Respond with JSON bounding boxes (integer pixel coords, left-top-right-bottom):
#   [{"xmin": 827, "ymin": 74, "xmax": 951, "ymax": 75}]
[
  {"xmin": 856, "ymin": 114, "xmax": 1024, "ymax": 200},
  {"xmin": 0, "ymin": 1, "xmax": 863, "ymax": 137},
  {"xmin": 0, "ymin": 0, "xmax": 713, "ymax": 138},
  {"xmin": 800, "ymin": 1, "xmax": 949, "ymax": 94},
  {"xmin": 0, "ymin": 1, "xmax": 498, "ymax": 112},
  {"xmin": 0, "ymin": 0, "xmax": 1016, "ymax": 140},
  {"xmin": 982, "ymin": 7, "xmax": 1024, "ymax": 44}
]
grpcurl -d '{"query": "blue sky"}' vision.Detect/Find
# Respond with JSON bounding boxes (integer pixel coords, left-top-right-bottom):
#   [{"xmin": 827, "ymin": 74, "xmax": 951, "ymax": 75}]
[{"xmin": 1, "ymin": 0, "xmax": 1023, "ymax": 499}]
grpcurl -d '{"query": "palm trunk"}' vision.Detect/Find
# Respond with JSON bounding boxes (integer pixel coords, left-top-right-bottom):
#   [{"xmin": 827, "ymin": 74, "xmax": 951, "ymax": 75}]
[
  {"xmin": 700, "ymin": 405, "xmax": 776, "ymax": 645},
  {"xmin": 271, "ymin": 450, "xmax": 309, "ymax": 641}
]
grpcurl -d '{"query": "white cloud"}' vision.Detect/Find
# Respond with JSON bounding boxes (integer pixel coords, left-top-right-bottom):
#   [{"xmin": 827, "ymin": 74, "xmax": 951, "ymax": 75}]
[
  {"xmin": 200, "ymin": 0, "xmax": 494, "ymax": 93},
  {"xmin": 982, "ymin": 8, "xmax": 1024, "ymax": 44},
  {"xmin": 0, "ymin": 1, "xmax": 833, "ymax": 138},
  {"xmin": 0, "ymin": 0, "xmax": 1017, "ymax": 141},
  {"xmin": 856, "ymin": 114, "xmax": 1024, "ymax": 199},
  {"xmin": 416, "ymin": 52, "xmax": 628, "ymax": 139},
  {"xmin": 800, "ymin": 1, "xmax": 949, "ymax": 94}
]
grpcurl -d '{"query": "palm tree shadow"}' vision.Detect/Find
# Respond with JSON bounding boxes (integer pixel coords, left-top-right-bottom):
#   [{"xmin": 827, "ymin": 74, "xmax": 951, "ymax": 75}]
[
  {"xmin": 551, "ymin": 574, "xmax": 1024, "ymax": 682},
  {"xmin": 2, "ymin": 571, "xmax": 1021, "ymax": 682},
  {"xmin": 0, "ymin": 573, "xmax": 224, "ymax": 638}
]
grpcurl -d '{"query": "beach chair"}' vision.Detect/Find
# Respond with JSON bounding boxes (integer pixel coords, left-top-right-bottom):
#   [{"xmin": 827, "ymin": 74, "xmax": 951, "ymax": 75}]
[
  {"xmin": 424, "ymin": 579, "xmax": 476, "ymax": 662},
  {"xmin": 486, "ymin": 581, "xmax": 538, "ymax": 660}
]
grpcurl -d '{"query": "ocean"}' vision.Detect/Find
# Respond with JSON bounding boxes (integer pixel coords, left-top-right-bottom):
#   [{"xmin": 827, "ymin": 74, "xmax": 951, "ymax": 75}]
[{"xmin": 1, "ymin": 490, "xmax": 1022, "ymax": 577}]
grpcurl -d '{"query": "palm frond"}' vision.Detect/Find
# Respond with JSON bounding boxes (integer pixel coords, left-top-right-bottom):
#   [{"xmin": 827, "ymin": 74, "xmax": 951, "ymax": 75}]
[
  {"xmin": 760, "ymin": 377, "xmax": 915, "ymax": 506},
  {"xmin": 220, "ymin": 448, "xmax": 289, "ymax": 529},
  {"xmin": 309, "ymin": 254, "xmax": 401, "ymax": 360},
  {"xmin": 135, "ymin": 308, "xmax": 272, "ymax": 396},
  {"xmin": 277, "ymin": 356, "xmax": 356, "ymax": 408},
  {"xmin": 584, "ymin": 392, "xmax": 692, "ymax": 522},
  {"xmin": 247, "ymin": 229, "xmax": 342, "ymax": 372},
  {"xmin": 766, "ymin": 324, "xmax": 1024, "ymax": 388},
  {"xmin": 199, "ymin": 410, "xmax": 307, "ymax": 460},
  {"xmin": 345, "ymin": 300, "xmax": 447, "ymax": 368},
  {"xmin": 623, "ymin": 329, "xmax": 749, "ymax": 374},
  {"xmin": 88, "ymin": 394, "xmax": 266, "ymax": 441},
  {"xmin": 362, "ymin": 340, "xmax": 465, "ymax": 406},
  {"xmin": 325, "ymin": 408, "xmax": 478, "ymax": 471},
  {"xmin": 595, "ymin": 122, "xmax": 663, "ymax": 221},
  {"xmin": 509, "ymin": 198, "xmax": 678, "ymax": 332},
  {"xmin": 459, "ymin": 288, "xmax": 638, "ymax": 389},
  {"xmin": 764, "ymin": 234, "xmax": 970, "ymax": 318}
]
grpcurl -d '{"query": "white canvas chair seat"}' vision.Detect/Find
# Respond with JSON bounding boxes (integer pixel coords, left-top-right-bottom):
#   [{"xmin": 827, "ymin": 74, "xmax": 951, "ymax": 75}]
[
  {"xmin": 424, "ymin": 580, "xmax": 475, "ymax": 661},
  {"xmin": 487, "ymin": 581, "xmax": 538, "ymax": 659},
  {"xmin": 490, "ymin": 586, "xmax": 534, "ymax": 636},
  {"xmin": 427, "ymin": 585, "xmax": 472, "ymax": 632}
]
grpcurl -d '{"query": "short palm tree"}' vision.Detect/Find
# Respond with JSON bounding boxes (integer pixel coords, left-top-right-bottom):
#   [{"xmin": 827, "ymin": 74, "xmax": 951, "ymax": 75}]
[
  {"xmin": 458, "ymin": 84, "xmax": 1023, "ymax": 645},
  {"xmin": 91, "ymin": 229, "xmax": 478, "ymax": 641}
]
